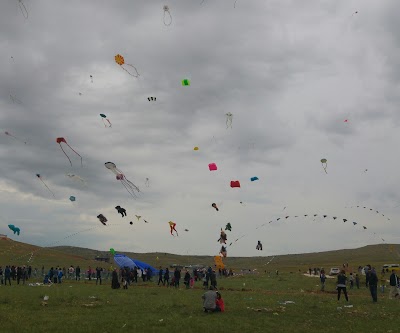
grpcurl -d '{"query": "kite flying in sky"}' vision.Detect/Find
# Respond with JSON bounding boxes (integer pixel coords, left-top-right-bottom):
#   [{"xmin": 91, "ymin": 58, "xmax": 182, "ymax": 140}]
[
  {"xmin": 169, "ymin": 221, "xmax": 178, "ymax": 236},
  {"xmin": 225, "ymin": 112, "xmax": 233, "ymax": 129},
  {"xmin": 8, "ymin": 224, "xmax": 20, "ymax": 235},
  {"xmin": 97, "ymin": 214, "xmax": 108, "ymax": 226},
  {"xmin": 218, "ymin": 229, "xmax": 227, "ymax": 244},
  {"xmin": 5, "ymin": 131, "xmax": 26, "ymax": 144},
  {"xmin": 320, "ymin": 158, "xmax": 328, "ymax": 174},
  {"xmin": 163, "ymin": 5, "xmax": 172, "ymax": 26},
  {"xmin": 100, "ymin": 114, "xmax": 112, "ymax": 127},
  {"xmin": 115, "ymin": 206, "xmax": 127, "ymax": 217},
  {"xmin": 212, "ymin": 203, "xmax": 219, "ymax": 211},
  {"xmin": 56, "ymin": 137, "xmax": 82, "ymax": 167},
  {"xmin": 105, "ymin": 162, "xmax": 140, "ymax": 198},
  {"xmin": 208, "ymin": 163, "xmax": 217, "ymax": 171},
  {"xmin": 66, "ymin": 173, "xmax": 86, "ymax": 184},
  {"xmin": 114, "ymin": 54, "xmax": 140, "ymax": 77},
  {"xmin": 220, "ymin": 246, "xmax": 227, "ymax": 258},
  {"xmin": 225, "ymin": 223, "xmax": 232, "ymax": 231},
  {"xmin": 256, "ymin": 241, "xmax": 263, "ymax": 251}
]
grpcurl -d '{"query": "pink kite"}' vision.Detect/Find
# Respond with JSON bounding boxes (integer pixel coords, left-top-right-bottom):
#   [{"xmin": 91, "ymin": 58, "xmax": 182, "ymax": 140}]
[
  {"xmin": 208, "ymin": 163, "xmax": 217, "ymax": 171},
  {"xmin": 56, "ymin": 137, "xmax": 82, "ymax": 167}
]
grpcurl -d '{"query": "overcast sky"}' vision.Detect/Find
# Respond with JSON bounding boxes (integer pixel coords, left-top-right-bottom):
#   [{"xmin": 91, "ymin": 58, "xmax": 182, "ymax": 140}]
[{"xmin": 1, "ymin": 0, "xmax": 400, "ymax": 257}]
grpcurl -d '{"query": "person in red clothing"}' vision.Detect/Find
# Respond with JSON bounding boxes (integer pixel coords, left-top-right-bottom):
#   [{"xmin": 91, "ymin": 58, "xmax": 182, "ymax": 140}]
[{"xmin": 215, "ymin": 291, "xmax": 225, "ymax": 312}]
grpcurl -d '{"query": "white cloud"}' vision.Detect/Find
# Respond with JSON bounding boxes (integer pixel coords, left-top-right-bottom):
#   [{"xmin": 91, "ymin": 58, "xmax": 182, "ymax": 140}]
[{"xmin": 1, "ymin": 0, "xmax": 400, "ymax": 257}]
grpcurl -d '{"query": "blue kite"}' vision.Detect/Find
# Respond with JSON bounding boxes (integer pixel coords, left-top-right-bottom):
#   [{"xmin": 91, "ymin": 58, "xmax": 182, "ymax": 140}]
[
  {"xmin": 8, "ymin": 224, "xmax": 20, "ymax": 236},
  {"xmin": 250, "ymin": 177, "xmax": 259, "ymax": 181}
]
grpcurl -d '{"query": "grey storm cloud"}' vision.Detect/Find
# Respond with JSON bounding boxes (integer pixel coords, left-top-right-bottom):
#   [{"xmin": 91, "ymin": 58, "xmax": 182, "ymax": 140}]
[{"xmin": 1, "ymin": 0, "xmax": 400, "ymax": 258}]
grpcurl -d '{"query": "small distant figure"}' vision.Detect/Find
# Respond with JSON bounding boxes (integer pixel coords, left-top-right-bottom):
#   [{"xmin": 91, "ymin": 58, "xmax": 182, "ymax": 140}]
[
  {"xmin": 355, "ymin": 274, "xmax": 360, "ymax": 289},
  {"xmin": 349, "ymin": 273, "xmax": 354, "ymax": 289},
  {"xmin": 389, "ymin": 270, "xmax": 398, "ymax": 299},
  {"xmin": 122, "ymin": 277, "xmax": 128, "ymax": 289},
  {"xmin": 320, "ymin": 270, "xmax": 326, "ymax": 292}
]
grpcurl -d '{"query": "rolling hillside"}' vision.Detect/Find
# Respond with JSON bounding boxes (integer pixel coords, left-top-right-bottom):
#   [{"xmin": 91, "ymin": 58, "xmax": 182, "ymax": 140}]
[{"xmin": 1, "ymin": 237, "xmax": 399, "ymax": 272}]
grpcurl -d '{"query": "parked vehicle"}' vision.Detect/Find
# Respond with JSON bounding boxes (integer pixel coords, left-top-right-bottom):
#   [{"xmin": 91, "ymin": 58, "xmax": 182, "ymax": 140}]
[{"xmin": 329, "ymin": 267, "xmax": 340, "ymax": 276}]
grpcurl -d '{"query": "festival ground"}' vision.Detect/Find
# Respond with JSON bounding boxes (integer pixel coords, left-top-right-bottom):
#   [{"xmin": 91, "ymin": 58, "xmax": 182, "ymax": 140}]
[{"xmin": 1, "ymin": 241, "xmax": 400, "ymax": 332}]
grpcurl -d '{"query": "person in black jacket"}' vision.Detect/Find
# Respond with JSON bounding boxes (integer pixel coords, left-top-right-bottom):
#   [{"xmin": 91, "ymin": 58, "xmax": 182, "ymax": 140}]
[
  {"xmin": 184, "ymin": 270, "xmax": 191, "ymax": 289},
  {"xmin": 389, "ymin": 270, "xmax": 398, "ymax": 299},
  {"xmin": 369, "ymin": 267, "xmax": 378, "ymax": 302},
  {"xmin": 174, "ymin": 268, "xmax": 181, "ymax": 289},
  {"xmin": 164, "ymin": 268, "xmax": 170, "ymax": 287},
  {"xmin": 158, "ymin": 267, "xmax": 164, "ymax": 285},
  {"xmin": 336, "ymin": 270, "xmax": 349, "ymax": 302}
]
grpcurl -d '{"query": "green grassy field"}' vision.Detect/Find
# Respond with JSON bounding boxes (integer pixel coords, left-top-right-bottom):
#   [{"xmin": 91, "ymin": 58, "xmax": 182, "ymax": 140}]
[{"xmin": 1, "ymin": 239, "xmax": 400, "ymax": 332}]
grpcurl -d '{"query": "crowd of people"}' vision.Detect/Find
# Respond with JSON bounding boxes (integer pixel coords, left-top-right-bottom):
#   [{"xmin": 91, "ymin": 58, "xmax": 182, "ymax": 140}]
[{"xmin": 318, "ymin": 264, "xmax": 400, "ymax": 303}]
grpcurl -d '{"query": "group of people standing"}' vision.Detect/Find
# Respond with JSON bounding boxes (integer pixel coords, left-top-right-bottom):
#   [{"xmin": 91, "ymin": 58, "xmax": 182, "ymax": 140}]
[
  {"xmin": 0, "ymin": 265, "xmax": 33, "ymax": 285},
  {"xmin": 319, "ymin": 264, "xmax": 400, "ymax": 303}
]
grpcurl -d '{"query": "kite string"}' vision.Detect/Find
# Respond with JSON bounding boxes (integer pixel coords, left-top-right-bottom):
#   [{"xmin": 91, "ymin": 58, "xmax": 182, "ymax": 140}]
[
  {"xmin": 65, "ymin": 142, "xmax": 83, "ymax": 166},
  {"xmin": 39, "ymin": 178, "xmax": 55, "ymax": 198},
  {"xmin": 59, "ymin": 144, "xmax": 72, "ymax": 166}
]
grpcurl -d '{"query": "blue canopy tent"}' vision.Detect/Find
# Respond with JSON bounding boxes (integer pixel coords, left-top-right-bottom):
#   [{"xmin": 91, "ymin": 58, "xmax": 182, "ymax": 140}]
[{"xmin": 113, "ymin": 254, "xmax": 158, "ymax": 275}]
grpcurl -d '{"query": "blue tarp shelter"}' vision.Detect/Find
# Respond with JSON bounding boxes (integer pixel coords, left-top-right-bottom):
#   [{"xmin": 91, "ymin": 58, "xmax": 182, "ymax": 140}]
[{"xmin": 113, "ymin": 254, "xmax": 158, "ymax": 275}]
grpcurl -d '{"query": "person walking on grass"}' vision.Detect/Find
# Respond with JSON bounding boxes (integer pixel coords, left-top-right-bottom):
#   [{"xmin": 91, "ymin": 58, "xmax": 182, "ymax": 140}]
[
  {"xmin": 369, "ymin": 267, "xmax": 378, "ymax": 302},
  {"xmin": 320, "ymin": 269, "xmax": 326, "ymax": 291},
  {"xmin": 337, "ymin": 270, "xmax": 349, "ymax": 302},
  {"xmin": 164, "ymin": 268, "xmax": 170, "ymax": 287},
  {"xmin": 389, "ymin": 270, "xmax": 398, "ymax": 299}
]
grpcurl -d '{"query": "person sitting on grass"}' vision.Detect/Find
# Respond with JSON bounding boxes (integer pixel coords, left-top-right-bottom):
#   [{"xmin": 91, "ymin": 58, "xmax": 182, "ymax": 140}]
[
  {"xmin": 43, "ymin": 275, "xmax": 51, "ymax": 285},
  {"xmin": 215, "ymin": 291, "xmax": 225, "ymax": 312},
  {"xmin": 202, "ymin": 286, "xmax": 218, "ymax": 313}
]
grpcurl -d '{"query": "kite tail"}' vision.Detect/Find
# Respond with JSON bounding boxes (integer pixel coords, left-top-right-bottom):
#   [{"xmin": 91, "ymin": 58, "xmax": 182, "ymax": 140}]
[
  {"xmin": 59, "ymin": 144, "xmax": 72, "ymax": 166},
  {"xmin": 123, "ymin": 64, "xmax": 140, "ymax": 77},
  {"xmin": 120, "ymin": 181, "xmax": 138, "ymax": 199},
  {"xmin": 163, "ymin": 11, "xmax": 172, "ymax": 26},
  {"xmin": 18, "ymin": 1, "xmax": 28, "ymax": 19},
  {"xmin": 125, "ymin": 178, "xmax": 140, "ymax": 193},
  {"xmin": 106, "ymin": 119, "xmax": 112, "ymax": 127},
  {"xmin": 102, "ymin": 119, "xmax": 108, "ymax": 127},
  {"xmin": 65, "ymin": 143, "xmax": 83, "ymax": 167}
]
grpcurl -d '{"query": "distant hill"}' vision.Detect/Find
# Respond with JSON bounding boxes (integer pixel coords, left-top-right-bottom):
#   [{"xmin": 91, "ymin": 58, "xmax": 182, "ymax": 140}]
[{"xmin": 1, "ymin": 237, "xmax": 399, "ymax": 272}]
